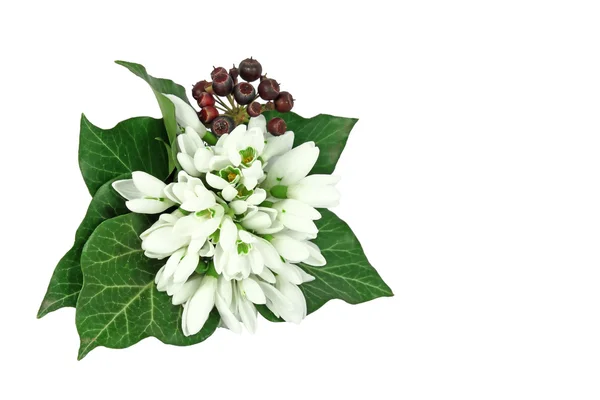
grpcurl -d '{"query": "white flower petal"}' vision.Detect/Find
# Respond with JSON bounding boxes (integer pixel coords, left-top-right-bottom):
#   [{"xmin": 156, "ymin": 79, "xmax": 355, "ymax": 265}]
[
  {"xmin": 215, "ymin": 294, "xmax": 242, "ymax": 334},
  {"xmin": 185, "ymin": 276, "xmax": 217, "ymax": 336},
  {"xmin": 279, "ymin": 213, "xmax": 319, "ymax": 235},
  {"xmin": 177, "ymin": 153, "xmax": 201, "ymax": 177},
  {"xmin": 217, "ymin": 276, "xmax": 233, "ymax": 305},
  {"xmin": 287, "ymin": 184, "xmax": 340, "ymax": 208},
  {"xmin": 229, "ymin": 200, "xmax": 248, "ymax": 214},
  {"xmin": 241, "ymin": 278, "xmax": 266, "ymax": 304},
  {"xmin": 142, "ymin": 226, "xmax": 189, "ymax": 255},
  {"xmin": 248, "ymin": 114, "xmax": 267, "ymax": 134},
  {"xmin": 222, "ymin": 185, "xmax": 238, "ymax": 202},
  {"xmin": 208, "ymin": 155, "xmax": 231, "ymax": 171},
  {"xmin": 164, "ymin": 94, "xmax": 205, "ymax": 135},
  {"xmin": 260, "ymin": 282, "xmax": 293, "ymax": 311},
  {"xmin": 271, "ymin": 235, "xmax": 310, "ymax": 263},
  {"xmin": 241, "ymin": 212, "xmax": 272, "ymax": 231},
  {"xmin": 126, "ymin": 198, "xmax": 172, "ymax": 214},
  {"xmin": 275, "ymin": 279, "xmax": 307, "ymax": 324},
  {"xmin": 172, "ymin": 276, "xmax": 202, "ymax": 305},
  {"xmin": 246, "ymin": 188, "xmax": 267, "ymax": 205},
  {"xmin": 258, "ymin": 267, "xmax": 277, "ymax": 283},
  {"xmin": 173, "ymin": 252, "xmax": 200, "ymax": 283},
  {"xmin": 193, "ymin": 147, "xmax": 213, "ymax": 172},
  {"xmin": 112, "ymin": 179, "xmax": 142, "ymax": 200},
  {"xmin": 262, "ymin": 131, "xmax": 294, "ymax": 161},
  {"xmin": 303, "ymin": 241, "xmax": 326, "ymax": 266},
  {"xmin": 264, "ymin": 142, "xmax": 319, "ymax": 188},
  {"xmin": 237, "ymin": 297, "xmax": 258, "ymax": 334},
  {"xmin": 273, "ymin": 199, "xmax": 321, "ymax": 219},
  {"xmin": 219, "ymin": 216, "xmax": 237, "ymax": 251},
  {"xmin": 206, "ymin": 173, "xmax": 229, "ymax": 190}
]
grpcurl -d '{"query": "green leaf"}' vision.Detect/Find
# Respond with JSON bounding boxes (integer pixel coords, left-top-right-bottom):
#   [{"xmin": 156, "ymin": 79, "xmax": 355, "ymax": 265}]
[
  {"xmin": 75, "ymin": 214, "xmax": 219, "ymax": 360},
  {"xmin": 115, "ymin": 60, "xmax": 189, "ymax": 146},
  {"xmin": 37, "ymin": 175, "xmax": 131, "ymax": 318},
  {"xmin": 79, "ymin": 115, "xmax": 170, "ymax": 196},
  {"xmin": 300, "ymin": 209, "xmax": 393, "ymax": 314},
  {"xmin": 263, "ymin": 111, "xmax": 358, "ymax": 174}
]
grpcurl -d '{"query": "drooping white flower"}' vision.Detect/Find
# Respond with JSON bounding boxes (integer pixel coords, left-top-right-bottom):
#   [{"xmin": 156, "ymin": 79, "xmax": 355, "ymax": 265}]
[
  {"xmin": 271, "ymin": 199, "xmax": 321, "ymax": 235},
  {"xmin": 287, "ymin": 174, "xmax": 341, "ymax": 208},
  {"xmin": 263, "ymin": 142, "xmax": 320, "ymax": 188},
  {"xmin": 113, "ymin": 172, "xmax": 175, "ymax": 214},
  {"xmin": 140, "ymin": 211, "xmax": 189, "ymax": 259},
  {"xmin": 163, "ymin": 94, "xmax": 206, "ymax": 137}
]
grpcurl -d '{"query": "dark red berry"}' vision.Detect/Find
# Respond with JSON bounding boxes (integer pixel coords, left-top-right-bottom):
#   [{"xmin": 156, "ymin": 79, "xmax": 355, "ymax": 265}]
[
  {"xmin": 197, "ymin": 92, "xmax": 215, "ymax": 108},
  {"xmin": 247, "ymin": 101, "xmax": 262, "ymax": 117},
  {"xmin": 265, "ymin": 101, "xmax": 275, "ymax": 111},
  {"xmin": 275, "ymin": 91, "xmax": 294, "ymax": 112},
  {"xmin": 212, "ymin": 72, "xmax": 234, "ymax": 96},
  {"xmin": 267, "ymin": 118, "xmax": 287, "ymax": 136},
  {"xmin": 233, "ymin": 82, "xmax": 256, "ymax": 105},
  {"xmin": 192, "ymin": 80, "xmax": 210, "ymax": 100},
  {"xmin": 212, "ymin": 115, "xmax": 235, "ymax": 136},
  {"xmin": 199, "ymin": 106, "xmax": 219, "ymax": 123},
  {"xmin": 211, "ymin": 66, "xmax": 227, "ymax": 80},
  {"xmin": 239, "ymin": 58, "xmax": 262, "ymax": 82},
  {"xmin": 258, "ymin": 78, "xmax": 280, "ymax": 100}
]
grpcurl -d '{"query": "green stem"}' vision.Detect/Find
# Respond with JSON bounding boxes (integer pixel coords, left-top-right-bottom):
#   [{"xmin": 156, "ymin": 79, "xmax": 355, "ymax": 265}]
[
  {"xmin": 214, "ymin": 96, "xmax": 232, "ymax": 111},
  {"xmin": 203, "ymin": 132, "xmax": 218, "ymax": 145}
]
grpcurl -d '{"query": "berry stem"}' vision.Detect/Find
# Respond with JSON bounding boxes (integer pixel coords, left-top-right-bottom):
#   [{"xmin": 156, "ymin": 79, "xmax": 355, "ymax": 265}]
[
  {"xmin": 213, "ymin": 96, "xmax": 232, "ymax": 111},
  {"xmin": 226, "ymin": 94, "xmax": 236, "ymax": 110},
  {"xmin": 214, "ymin": 105, "xmax": 229, "ymax": 112}
]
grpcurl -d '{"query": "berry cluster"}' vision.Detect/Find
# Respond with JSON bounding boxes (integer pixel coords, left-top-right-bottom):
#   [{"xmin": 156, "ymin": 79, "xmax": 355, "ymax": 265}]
[{"xmin": 192, "ymin": 58, "xmax": 295, "ymax": 137}]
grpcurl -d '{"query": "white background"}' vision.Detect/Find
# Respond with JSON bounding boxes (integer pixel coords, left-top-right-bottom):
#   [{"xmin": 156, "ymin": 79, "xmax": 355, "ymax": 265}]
[{"xmin": 1, "ymin": 0, "xmax": 599, "ymax": 398}]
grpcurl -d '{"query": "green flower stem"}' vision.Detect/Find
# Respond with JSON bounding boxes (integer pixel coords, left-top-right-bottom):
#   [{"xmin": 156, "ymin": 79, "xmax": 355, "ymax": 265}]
[{"xmin": 203, "ymin": 132, "xmax": 218, "ymax": 145}]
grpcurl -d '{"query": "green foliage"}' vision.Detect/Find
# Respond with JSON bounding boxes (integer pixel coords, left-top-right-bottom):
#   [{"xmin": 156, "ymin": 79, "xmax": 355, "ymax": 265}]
[{"xmin": 75, "ymin": 214, "xmax": 219, "ymax": 359}]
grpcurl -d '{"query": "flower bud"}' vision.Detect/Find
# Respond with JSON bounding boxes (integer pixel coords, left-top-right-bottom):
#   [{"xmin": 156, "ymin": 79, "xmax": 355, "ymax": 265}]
[
  {"xmin": 233, "ymin": 82, "xmax": 256, "ymax": 105},
  {"xmin": 275, "ymin": 91, "xmax": 294, "ymax": 112},
  {"xmin": 267, "ymin": 117, "xmax": 287, "ymax": 136},
  {"xmin": 199, "ymin": 106, "xmax": 219, "ymax": 123},
  {"xmin": 212, "ymin": 72, "xmax": 234, "ymax": 96},
  {"xmin": 197, "ymin": 92, "xmax": 215, "ymax": 108},
  {"xmin": 239, "ymin": 58, "xmax": 262, "ymax": 82},
  {"xmin": 212, "ymin": 115, "xmax": 235, "ymax": 136},
  {"xmin": 258, "ymin": 78, "xmax": 280, "ymax": 100},
  {"xmin": 247, "ymin": 101, "xmax": 262, "ymax": 117}
]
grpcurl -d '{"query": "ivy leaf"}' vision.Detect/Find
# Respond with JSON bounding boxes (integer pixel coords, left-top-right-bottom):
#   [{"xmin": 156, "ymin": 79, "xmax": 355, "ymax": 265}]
[
  {"xmin": 258, "ymin": 209, "xmax": 392, "ymax": 321},
  {"xmin": 300, "ymin": 209, "xmax": 393, "ymax": 314},
  {"xmin": 75, "ymin": 214, "xmax": 219, "ymax": 360},
  {"xmin": 37, "ymin": 175, "xmax": 131, "ymax": 318},
  {"xmin": 262, "ymin": 111, "xmax": 358, "ymax": 174},
  {"xmin": 79, "ymin": 115, "xmax": 170, "ymax": 196},
  {"xmin": 115, "ymin": 60, "xmax": 189, "ymax": 147}
]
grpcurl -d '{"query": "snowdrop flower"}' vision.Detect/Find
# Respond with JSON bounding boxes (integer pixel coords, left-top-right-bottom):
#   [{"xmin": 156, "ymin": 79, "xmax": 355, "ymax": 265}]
[
  {"xmin": 113, "ymin": 172, "xmax": 175, "ymax": 214},
  {"xmin": 263, "ymin": 142, "xmax": 341, "ymax": 208},
  {"xmin": 182, "ymin": 275, "xmax": 250, "ymax": 336},
  {"xmin": 140, "ymin": 211, "xmax": 189, "ymax": 259},
  {"xmin": 271, "ymin": 199, "xmax": 321, "ymax": 235},
  {"xmin": 176, "ymin": 127, "xmax": 208, "ymax": 176},
  {"xmin": 163, "ymin": 94, "xmax": 206, "ymax": 137},
  {"xmin": 263, "ymin": 275, "xmax": 308, "ymax": 324}
]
